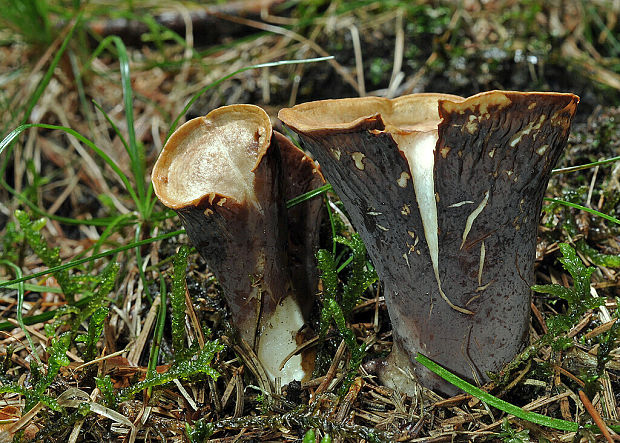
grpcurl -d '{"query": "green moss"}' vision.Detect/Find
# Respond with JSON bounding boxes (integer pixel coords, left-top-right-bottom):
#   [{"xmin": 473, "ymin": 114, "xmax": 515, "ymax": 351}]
[{"xmin": 315, "ymin": 233, "xmax": 377, "ymax": 393}]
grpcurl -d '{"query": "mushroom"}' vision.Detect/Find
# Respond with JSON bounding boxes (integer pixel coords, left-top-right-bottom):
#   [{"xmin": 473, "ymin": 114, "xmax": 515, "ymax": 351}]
[
  {"xmin": 152, "ymin": 104, "xmax": 324, "ymax": 386},
  {"xmin": 279, "ymin": 91, "xmax": 579, "ymax": 394}
]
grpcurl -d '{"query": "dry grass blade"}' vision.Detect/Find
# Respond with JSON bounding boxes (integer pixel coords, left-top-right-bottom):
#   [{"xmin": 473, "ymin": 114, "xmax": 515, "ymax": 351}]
[{"xmin": 578, "ymin": 390, "xmax": 615, "ymax": 443}]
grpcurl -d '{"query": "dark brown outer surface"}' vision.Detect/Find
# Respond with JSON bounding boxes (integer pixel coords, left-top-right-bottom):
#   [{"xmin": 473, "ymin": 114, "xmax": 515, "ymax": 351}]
[
  {"xmin": 176, "ymin": 131, "xmax": 324, "ymax": 351},
  {"xmin": 176, "ymin": 132, "xmax": 288, "ymax": 349},
  {"xmin": 276, "ymin": 132, "xmax": 326, "ymax": 317},
  {"xmin": 281, "ymin": 91, "xmax": 578, "ymax": 394}
]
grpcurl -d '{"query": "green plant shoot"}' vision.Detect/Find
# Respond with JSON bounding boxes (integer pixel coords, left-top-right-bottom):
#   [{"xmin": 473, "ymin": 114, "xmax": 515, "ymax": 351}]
[
  {"xmin": 316, "ymin": 233, "xmax": 377, "ymax": 393},
  {"xmin": 16, "ymin": 210, "xmax": 79, "ymax": 303},
  {"xmin": 532, "ymin": 243, "xmax": 603, "ymax": 346},
  {"xmin": 118, "ymin": 339, "xmax": 223, "ymax": 403},
  {"xmin": 171, "ymin": 245, "xmax": 191, "ymax": 360}
]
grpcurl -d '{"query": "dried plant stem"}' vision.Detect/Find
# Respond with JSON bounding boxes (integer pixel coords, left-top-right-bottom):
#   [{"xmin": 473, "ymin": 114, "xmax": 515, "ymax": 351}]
[{"xmin": 578, "ymin": 390, "xmax": 615, "ymax": 443}]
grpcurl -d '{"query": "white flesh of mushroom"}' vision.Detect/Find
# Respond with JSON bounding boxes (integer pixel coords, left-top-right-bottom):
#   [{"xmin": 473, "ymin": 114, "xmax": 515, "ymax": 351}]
[
  {"xmin": 257, "ymin": 296, "xmax": 306, "ymax": 384},
  {"xmin": 394, "ymin": 131, "xmax": 474, "ymax": 315},
  {"xmin": 460, "ymin": 190, "xmax": 490, "ymax": 249}
]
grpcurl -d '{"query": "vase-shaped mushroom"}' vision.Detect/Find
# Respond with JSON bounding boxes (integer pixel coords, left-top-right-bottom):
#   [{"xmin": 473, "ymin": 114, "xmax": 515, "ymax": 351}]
[
  {"xmin": 152, "ymin": 105, "xmax": 324, "ymax": 387},
  {"xmin": 279, "ymin": 91, "xmax": 579, "ymax": 394}
]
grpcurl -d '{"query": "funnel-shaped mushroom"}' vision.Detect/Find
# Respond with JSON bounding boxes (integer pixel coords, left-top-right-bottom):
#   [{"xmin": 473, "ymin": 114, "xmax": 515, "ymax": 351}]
[
  {"xmin": 152, "ymin": 105, "xmax": 324, "ymax": 386},
  {"xmin": 279, "ymin": 91, "xmax": 579, "ymax": 394}
]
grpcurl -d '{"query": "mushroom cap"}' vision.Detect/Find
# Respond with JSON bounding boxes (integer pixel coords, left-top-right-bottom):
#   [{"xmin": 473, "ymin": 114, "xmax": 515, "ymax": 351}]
[{"xmin": 152, "ymin": 104, "xmax": 272, "ymax": 210}]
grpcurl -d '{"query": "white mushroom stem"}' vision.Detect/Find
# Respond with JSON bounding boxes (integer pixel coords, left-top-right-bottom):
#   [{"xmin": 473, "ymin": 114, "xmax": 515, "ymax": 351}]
[
  {"xmin": 395, "ymin": 131, "xmax": 474, "ymax": 315},
  {"xmin": 257, "ymin": 296, "xmax": 306, "ymax": 384}
]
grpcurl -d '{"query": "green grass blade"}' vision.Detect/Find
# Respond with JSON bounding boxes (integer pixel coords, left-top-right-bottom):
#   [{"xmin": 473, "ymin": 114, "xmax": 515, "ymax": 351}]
[
  {"xmin": 146, "ymin": 276, "xmax": 167, "ymax": 399},
  {"xmin": 167, "ymin": 56, "xmax": 334, "ymax": 141},
  {"xmin": 585, "ymin": 5, "xmax": 620, "ymax": 56},
  {"xmin": 286, "ymin": 184, "xmax": 333, "ymax": 209},
  {"xmin": 415, "ymin": 353, "xmax": 578, "ymax": 431},
  {"xmin": 544, "ymin": 197, "xmax": 620, "ymax": 225},
  {"xmin": 0, "ymin": 260, "xmax": 42, "ymax": 365},
  {"xmin": 552, "ymin": 155, "xmax": 620, "ymax": 174},
  {"xmin": 112, "ymin": 36, "xmax": 144, "ymax": 208},
  {"xmin": 0, "ymin": 12, "xmax": 81, "ymax": 146},
  {"xmin": 92, "ymin": 99, "xmax": 130, "ymax": 156},
  {"xmin": 83, "ymin": 36, "xmax": 146, "ymax": 214},
  {"xmin": 0, "ymin": 229, "xmax": 185, "ymax": 289},
  {"xmin": 134, "ymin": 224, "xmax": 153, "ymax": 303},
  {"xmin": 144, "ymin": 182, "xmax": 155, "ymax": 219},
  {"xmin": 0, "ymin": 123, "xmax": 140, "ymax": 209},
  {"xmin": 0, "ymin": 175, "xmax": 133, "ymax": 226},
  {"xmin": 0, "ymin": 283, "xmax": 62, "ymax": 293},
  {"xmin": 324, "ymin": 193, "xmax": 338, "ymax": 255},
  {"xmin": 88, "ymin": 213, "xmax": 138, "ymax": 258},
  {"xmin": 337, "ymin": 256, "xmax": 353, "ymax": 273},
  {"xmin": 137, "ymin": 12, "xmax": 200, "ymax": 59},
  {"xmin": 0, "ymin": 295, "xmax": 91, "ymax": 331}
]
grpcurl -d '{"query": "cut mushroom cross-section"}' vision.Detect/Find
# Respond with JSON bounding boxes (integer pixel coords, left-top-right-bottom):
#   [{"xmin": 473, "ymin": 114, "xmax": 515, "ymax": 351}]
[
  {"xmin": 152, "ymin": 104, "xmax": 324, "ymax": 387},
  {"xmin": 279, "ymin": 91, "xmax": 579, "ymax": 394}
]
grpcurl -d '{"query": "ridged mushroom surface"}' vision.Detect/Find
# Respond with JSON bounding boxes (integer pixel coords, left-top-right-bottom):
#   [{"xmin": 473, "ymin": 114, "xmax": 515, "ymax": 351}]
[{"xmin": 280, "ymin": 91, "xmax": 579, "ymax": 394}]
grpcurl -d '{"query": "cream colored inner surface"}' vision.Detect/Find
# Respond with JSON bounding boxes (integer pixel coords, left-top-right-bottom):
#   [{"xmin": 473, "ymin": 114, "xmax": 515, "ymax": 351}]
[
  {"xmin": 394, "ymin": 130, "xmax": 439, "ymax": 276},
  {"xmin": 164, "ymin": 116, "xmax": 266, "ymax": 205}
]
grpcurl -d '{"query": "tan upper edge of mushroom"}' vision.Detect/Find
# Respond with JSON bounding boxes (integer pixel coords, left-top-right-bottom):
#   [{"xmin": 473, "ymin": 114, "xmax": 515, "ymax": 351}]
[{"xmin": 278, "ymin": 93, "xmax": 463, "ymax": 133}]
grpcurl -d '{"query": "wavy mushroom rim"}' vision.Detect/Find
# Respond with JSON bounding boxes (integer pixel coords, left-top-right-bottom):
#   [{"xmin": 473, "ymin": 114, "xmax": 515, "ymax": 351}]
[
  {"xmin": 278, "ymin": 90, "xmax": 579, "ymax": 134},
  {"xmin": 278, "ymin": 93, "xmax": 459, "ymax": 134}
]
